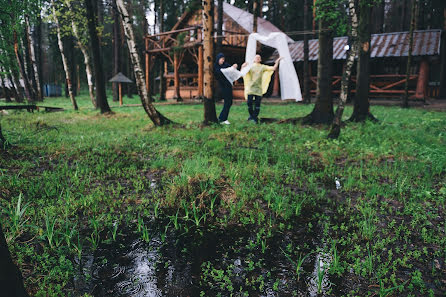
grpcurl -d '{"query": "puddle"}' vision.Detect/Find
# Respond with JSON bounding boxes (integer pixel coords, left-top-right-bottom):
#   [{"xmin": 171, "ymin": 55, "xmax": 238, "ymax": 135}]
[{"xmin": 74, "ymin": 216, "xmax": 346, "ymax": 296}]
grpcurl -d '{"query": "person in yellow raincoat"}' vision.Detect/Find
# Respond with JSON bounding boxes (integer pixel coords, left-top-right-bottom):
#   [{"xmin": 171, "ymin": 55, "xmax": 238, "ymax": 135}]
[{"xmin": 242, "ymin": 55, "xmax": 282, "ymax": 123}]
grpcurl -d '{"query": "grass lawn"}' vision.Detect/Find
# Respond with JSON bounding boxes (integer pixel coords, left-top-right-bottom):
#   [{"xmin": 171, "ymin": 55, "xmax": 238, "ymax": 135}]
[{"xmin": 1, "ymin": 94, "xmax": 445, "ymax": 296}]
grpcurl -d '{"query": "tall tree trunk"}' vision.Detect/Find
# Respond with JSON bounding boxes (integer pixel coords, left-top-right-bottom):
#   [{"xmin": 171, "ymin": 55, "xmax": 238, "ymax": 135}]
[
  {"xmin": 253, "ymin": 0, "xmax": 258, "ymax": 32},
  {"xmin": 158, "ymin": 0, "xmax": 166, "ymax": 101},
  {"xmin": 328, "ymin": 0, "xmax": 359, "ymax": 139},
  {"xmin": 202, "ymin": 0, "xmax": 218, "ymax": 124},
  {"xmin": 68, "ymin": 37, "xmax": 77, "ymax": 97},
  {"xmin": 302, "ymin": 18, "xmax": 334, "ymax": 124},
  {"xmin": 402, "ymin": 0, "xmax": 418, "ymax": 108},
  {"xmin": 303, "ymin": 0, "xmax": 311, "ymax": 103},
  {"xmin": 371, "ymin": 0, "xmax": 385, "ymax": 33},
  {"xmin": 23, "ymin": 15, "xmax": 40, "ymax": 101},
  {"xmin": 13, "ymin": 31, "xmax": 35, "ymax": 102},
  {"xmin": 24, "ymin": 16, "xmax": 41, "ymax": 101},
  {"xmin": 349, "ymin": 0, "xmax": 376, "ymax": 122},
  {"xmin": 0, "ymin": 222, "xmax": 30, "ymax": 296},
  {"xmin": 401, "ymin": 0, "xmax": 407, "ymax": 31},
  {"xmin": 216, "ymin": 0, "xmax": 224, "ymax": 54},
  {"xmin": 36, "ymin": 13, "xmax": 44, "ymax": 100},
  {"xmin": 125, "ymin": 1, "xmax": 133, "ymax": 99},
  {"xmin": 116, "ymin": 0, "xmax": 172, "ymax": 126},
  {"xmin": 112, "ymin": 0, "xmax": 120, "ymax": 102},
  {"xmin": 1, "ymin": 71, "xmax": 12, "ymax": 103},
  {"xmin": 9, "ymin": 66, "xmax": 24, "ymax": 103},
  {"xmin": 67, "ymin": 0, "xmax": 97, "ymax": 108},
  {"xmin": 439, "ymin": 8, "xmax": 446, "ymax": 98},
  {"xmin": 51, "ymin": 0, "xmax": 78, "ymax": 110},
  {"xmin": 85, "ymin": 0, "xmax": 111, "ymax": 113}
]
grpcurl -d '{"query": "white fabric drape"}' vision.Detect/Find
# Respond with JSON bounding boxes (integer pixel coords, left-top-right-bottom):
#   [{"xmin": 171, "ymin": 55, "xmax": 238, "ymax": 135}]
[{"xmin": 221, "ymin": 32, "xmax": 302, "ymax": 101}]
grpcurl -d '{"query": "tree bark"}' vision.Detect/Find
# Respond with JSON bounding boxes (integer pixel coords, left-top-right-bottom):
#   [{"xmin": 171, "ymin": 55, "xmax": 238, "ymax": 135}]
[
  {"xmin": 0, "ymin": 222, "xmax": 30, "ymax": 296},
  {"xmin": 25, "ymin": 15, "xmax": 42, "ymax": 101},
  {"xmin": 13, "ymin": 31, "xmax": 35, "ymax": 102},
  {"xmin": 85, "ymin": 0, "xmax": 111, "ymax": 113},
  {"xmin": 349, "ymin": 0, "xmax": 376, "ymax": 122},
  {"xmin": 402, "ymin": 0, "xmax": 418, "ymax": 108},
  {"xmin": 253, "ymin": 0, "xmax": 258, "ymax": 33},
  {"xmin": 328, "ymin": 0, "xmax": 359, "ymax": 139},
  {"xmin": 116, "ymin": 0, "xmax": 172, "ymax": 126},
  {"xmin": 36, "ymin": 13, "xmax": 44, "ymax": 100},
  {"xmin": 9, "ymin": 66, "xmax": 24, "ymax": 103},
  {"xmin": 1, "ymin": 71, "xmax": 12, "ymax": 103},
  {"xmin": 302, "ymin": 17, "xmax": 334, "ymax": 124},
  {"xmin": 303, "ymin": 0, "xmax": 311, "ymax": 103},
  {"xmin": 68, "ymin": 37, "xmax": 77, "ymax": 97},
  {"xmin": 158, "ymin": 0, "xmax": 166, "ymax": 101},
  {"xmin": 371, "ymin": 0, "xmax": 385, "ymax": 33},
  {"xmin": 112, "ymin": 0, "xmax": 120, "ymax": 102},
  {"xmin": 202, "ymin": 0, "xmax": 218, "ymax": 124},
  {"xmin": 439, "ymin": 8, "xmax": 446, "ymax": 98},
  {"xmin": 67, "ymin": 0, "xmax": 97, "ymax": 108},
  {"xmin": 216, "ymin": 0, "xmax": 224, "ymax": 54},
  {"xmin": 51, "ymin": 0, "xmax": 78, "ymax": 110}
]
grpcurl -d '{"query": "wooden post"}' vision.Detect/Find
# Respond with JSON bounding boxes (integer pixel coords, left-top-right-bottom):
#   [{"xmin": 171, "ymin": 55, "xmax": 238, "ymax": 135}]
[
  {"xmin": 174, "ymin": 51, "xmax": 182, "ymax": 101},
  {"xmin": 415, "ymin": 59, "xmax": 429, "ymax": 100},
  {"xmin": 119, "ymin": 82, "xmax": 122, "ymax": 105},
  {"xmin": 198, "ymin": 45, "xmax": 204, "ymax": 98},
  {"xmin": 272, "ymin": 71, "xmax": 279, "ymax": 97}
]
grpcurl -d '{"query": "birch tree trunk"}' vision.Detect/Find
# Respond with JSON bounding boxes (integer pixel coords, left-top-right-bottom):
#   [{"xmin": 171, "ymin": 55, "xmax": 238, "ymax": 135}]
[
  {"xmin": 328, "ymin": 0, "xmax": 359, "ymax": 139},
  {"xmin": 9, "ymin": 66, "xmax": 24, "ymax": 103},
  {"xmin": 402, "ymin": 0, "xmax": 418, "ymax": 108},
  {"xmin": 13, "ymin": 31, "xmax": 35, "ymax": 102},
  {"xmin": 202, "ymin": 0, "xmax": 218, "ymax": 124},
  {"xmin": 51, "ymin": 0, "xmax": 78, "ymax": 110},
  {"xmin": 25, "ymin": 15, "xmax": 42, "ymax": 101},
  {"xmin": 67, "ymin": 0, "xmax": 97, "ymax": 108},
  {"xmin": 36, "ymin": 13, "xmax": 44, "ymax": 100},
  {"xmin": 112, "ymin": 0, "xmax": 120, "ymax": 102},
  {"xmin": 0, "ymin": 70, "xmax": 12, "ymax": 103},
  {"xmin": 116, "ymin": 0, "xmax": 172, "ymax": 126}
]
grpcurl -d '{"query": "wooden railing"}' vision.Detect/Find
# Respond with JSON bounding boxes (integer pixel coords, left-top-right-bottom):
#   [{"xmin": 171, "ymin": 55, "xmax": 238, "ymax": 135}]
[{"xmin": 310, "ymin": 74, "xmax": 420, "ymax": 97}]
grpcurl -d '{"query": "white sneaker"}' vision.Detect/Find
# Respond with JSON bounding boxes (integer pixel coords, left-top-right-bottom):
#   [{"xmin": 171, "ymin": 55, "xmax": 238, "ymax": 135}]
[{"xmin": 220, "ymin": 120, "xmax": 230, "ymax": 125}]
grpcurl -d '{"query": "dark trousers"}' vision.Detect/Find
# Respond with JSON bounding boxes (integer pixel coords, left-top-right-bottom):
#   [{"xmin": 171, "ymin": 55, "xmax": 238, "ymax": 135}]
[
  {"xmin": 219, "ymin": 86, "xmax": 233, "ymax": 121},
  {"xmin": 247, "ymin": 94, "xmax": 262, "ymax": 122}
]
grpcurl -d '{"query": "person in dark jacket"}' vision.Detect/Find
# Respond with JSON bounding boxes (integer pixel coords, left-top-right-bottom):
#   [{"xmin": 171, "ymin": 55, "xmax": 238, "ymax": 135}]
[{"xmin": 214, "ymin": 53, "xmax": 237, "ymax": 124}]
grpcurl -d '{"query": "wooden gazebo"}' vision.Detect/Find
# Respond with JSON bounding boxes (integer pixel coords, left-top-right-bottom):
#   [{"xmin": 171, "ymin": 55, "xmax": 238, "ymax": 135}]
[{"xmin": 144, "ymin": 2, "xmax": 292, "ymax": 100}]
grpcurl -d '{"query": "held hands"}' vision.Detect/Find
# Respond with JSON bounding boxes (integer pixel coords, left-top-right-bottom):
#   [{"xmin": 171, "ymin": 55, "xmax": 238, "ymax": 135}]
[{"xmin": 241, "ymin": 62, "xmax": 248, "ymax": 68}]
